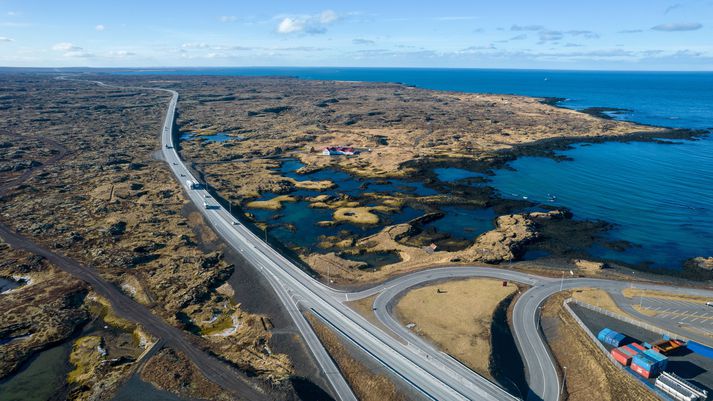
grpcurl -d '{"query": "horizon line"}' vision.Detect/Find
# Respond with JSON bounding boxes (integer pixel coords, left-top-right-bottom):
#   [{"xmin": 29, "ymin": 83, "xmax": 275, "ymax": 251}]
[{"xmin": 1, "ymin": 65, "xmax": 713, "ymax": 73}]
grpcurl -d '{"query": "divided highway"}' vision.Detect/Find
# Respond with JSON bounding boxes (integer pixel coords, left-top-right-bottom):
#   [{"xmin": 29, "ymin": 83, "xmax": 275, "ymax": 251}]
[
  {"xmin": 77, "ymin": 78, "xmax": 713, "ymax": 401},
  {"xmin": 157, "ymin": 87, "xmax": 521, "ymax": 401}
]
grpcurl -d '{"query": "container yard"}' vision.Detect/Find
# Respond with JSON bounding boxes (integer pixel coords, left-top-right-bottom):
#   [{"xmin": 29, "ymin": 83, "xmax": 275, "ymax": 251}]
[{"xmin": 570, "ymin": 303, "xmax": 713, "ymax": 399}]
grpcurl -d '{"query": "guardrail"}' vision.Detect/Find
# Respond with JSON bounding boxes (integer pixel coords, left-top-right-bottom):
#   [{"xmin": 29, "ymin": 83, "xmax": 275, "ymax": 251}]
[
  {"xmin": 566, "ymin": 298, "xmax": 691, "ymax": 343},
  {"xmin": 563, "ymin": 298, "xmax": 674, "ymax": 401}
]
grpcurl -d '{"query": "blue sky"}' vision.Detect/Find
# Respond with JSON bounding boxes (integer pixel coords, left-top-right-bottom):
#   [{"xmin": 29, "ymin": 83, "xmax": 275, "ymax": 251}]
[{"xmin": 0, "ymin": 0, "xmax": 711, "ymax": 70}]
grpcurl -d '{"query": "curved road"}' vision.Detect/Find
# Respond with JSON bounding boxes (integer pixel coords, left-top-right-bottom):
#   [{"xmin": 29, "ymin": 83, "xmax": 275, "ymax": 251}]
[
  {"xmin": 62, "ymin": 78, "xmax": 713, "ymax": 401},
  {"xmin": 357, "ymin": 267, "xmax": 713, "ymax": 401}
]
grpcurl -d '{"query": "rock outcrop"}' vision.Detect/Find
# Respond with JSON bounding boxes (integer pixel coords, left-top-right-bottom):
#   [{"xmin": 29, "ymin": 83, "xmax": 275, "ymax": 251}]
[
  {"xmin": 460, "ymin": 214, "xmax": 538, "ymax": 263},
  {"xmin": 689, "ymin": 257, "xmax": 713, "ymax": 270}
]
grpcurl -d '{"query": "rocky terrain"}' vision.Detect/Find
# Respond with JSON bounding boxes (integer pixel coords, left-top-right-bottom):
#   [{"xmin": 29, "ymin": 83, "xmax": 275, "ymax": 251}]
[
  {"xmin": 169, "ymin": 76, "xmax": 672, "ymax": 200},
  {"xmin": 157, "ymin": 76, "xmax": 684, "ymax": 282},
  {"xmin": 0, "ymin": 243, "xmax": 90, "ymax": 377},
  {"xmin": 0, "ymin": 74, "xmax": 296, "ymax": 399}
]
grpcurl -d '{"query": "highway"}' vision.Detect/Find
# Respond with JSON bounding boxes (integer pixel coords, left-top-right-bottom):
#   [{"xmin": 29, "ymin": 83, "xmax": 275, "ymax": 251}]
[
  {"xmin": 156, "ymin": 86, "xmax": 521, "ymax": 401},
  {"xmin": 75, "ymin": 78, "xmax": 713, "ymax": 401}
]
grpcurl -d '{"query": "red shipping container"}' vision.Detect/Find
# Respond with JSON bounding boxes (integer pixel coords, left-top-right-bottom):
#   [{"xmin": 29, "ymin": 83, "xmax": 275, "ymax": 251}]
[
  {"xmin": 611, "ymin": 348, "xmax": 632, "ymax": 365},
  {"xmin": 629, "ymin": 343, "xmax": 646, "ymax": 352},
  {"xmin": 631, "ymin": 362, "xmax": 651, "ymax": 378},
  {"xmin": 619, "ymin": 346, "xmax": 637, "ymax": 357}
]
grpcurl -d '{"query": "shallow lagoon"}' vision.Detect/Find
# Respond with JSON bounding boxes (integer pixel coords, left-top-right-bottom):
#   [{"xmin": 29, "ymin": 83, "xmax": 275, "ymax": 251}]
[{"xmin": 247, "ymin": 160, "xmax": 495, "ymax": 252}]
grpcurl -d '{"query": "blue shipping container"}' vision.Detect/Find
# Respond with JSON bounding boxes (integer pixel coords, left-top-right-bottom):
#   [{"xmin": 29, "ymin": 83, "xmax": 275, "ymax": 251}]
[
  {"xmin": 687, "ymin": 341, "xmax": 713, "ymax": 359},
  {"xmin": 598, "ymin": 328, "xmax": 613, "ymax": 342},
  {"xmin": 644, "ymin": 349, "xmax": 668, "ymax": 369}
]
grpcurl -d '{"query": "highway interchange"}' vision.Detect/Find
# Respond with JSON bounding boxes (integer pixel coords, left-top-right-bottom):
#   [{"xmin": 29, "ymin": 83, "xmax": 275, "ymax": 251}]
[{"xmin": 71, "ymin": 79, "xmax": 713, "ymax": 401}]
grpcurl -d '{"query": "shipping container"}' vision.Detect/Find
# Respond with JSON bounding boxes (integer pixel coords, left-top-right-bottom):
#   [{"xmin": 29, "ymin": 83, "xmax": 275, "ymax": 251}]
[
  {"xmin": 631, "ymin": 362, "xmax": 652, "ymax": 378},
  {"xmin": 687, "ymin": 341, "xmax": 713, "ymax": 360},
  {"xmin": 619, "ymin": 345, "xmax": 640, "ymax": 358},
  {"xmin": 629, "ymin": 343, "xmax": 647, "ymax": 352},
  {"xmin": 611, "ymin": 348, "xmax": 632, "ymax": 366},
  {"xmin": 598, "ymin": 328, "xmax": 613, "ymax": 342},
  {"xmin": 633, "ymin": 353, "xmax": 665, "ymax": 377},
  {"xmin": 645, "ymin": 349, "xmax": 669, "ymax": 370}
]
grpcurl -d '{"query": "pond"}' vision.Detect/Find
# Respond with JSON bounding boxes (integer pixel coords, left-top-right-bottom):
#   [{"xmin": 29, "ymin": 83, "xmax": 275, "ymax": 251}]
[
  {"xmin": 0, "ymin": 277, "xmax": 27, "ymax": 294},
  {"xmin": 0, "ymin": 341, "xmax": 72, "ymax": 401},
  {"xmin": 179, "ymin": 132, "xmax": 243, "ymax": 143}
]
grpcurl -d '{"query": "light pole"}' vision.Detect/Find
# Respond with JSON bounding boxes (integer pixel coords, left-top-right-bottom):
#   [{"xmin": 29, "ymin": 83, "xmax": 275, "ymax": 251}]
[
  {"xmin": 560, "ymin": 366, "xmax": 567, "ymax": 396},
  {"xmin": 560, "ymin": 271, "xmax": 565, "ymax": 292}
]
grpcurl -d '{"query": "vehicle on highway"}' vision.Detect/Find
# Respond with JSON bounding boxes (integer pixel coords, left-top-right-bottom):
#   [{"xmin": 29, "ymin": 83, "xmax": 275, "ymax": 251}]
[{"xmin": 706, "ymin": 302, "xmax": 713, "ymax": 307}]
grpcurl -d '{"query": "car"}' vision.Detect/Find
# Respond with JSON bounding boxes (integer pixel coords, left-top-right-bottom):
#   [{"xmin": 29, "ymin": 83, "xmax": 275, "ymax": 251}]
[
  {"xmin": 172, "ymin": 162, "xmax": 178, "ymax": 165},
  {"xmin": 232, "ymin": 221, "xmax": 239, "ymax": 225},
  {"xmin": 706, "ymin": 302, "xmax": 713, "ymax": 307},
  {"xmin": 180, "ymin": 173, "xmax": 185, "ymax": 177}
]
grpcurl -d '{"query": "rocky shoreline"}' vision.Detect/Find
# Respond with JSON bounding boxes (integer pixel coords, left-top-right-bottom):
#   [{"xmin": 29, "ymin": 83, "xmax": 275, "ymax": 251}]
[{"xmin": 166, "ymin": 75, "xmax": 712, "ymax": 284}]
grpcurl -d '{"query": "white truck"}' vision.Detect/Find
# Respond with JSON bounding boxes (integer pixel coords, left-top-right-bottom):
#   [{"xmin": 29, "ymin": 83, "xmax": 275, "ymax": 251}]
[{"xmin": 186, "ymin": 180, "xmax": 200, "ymax": 190}]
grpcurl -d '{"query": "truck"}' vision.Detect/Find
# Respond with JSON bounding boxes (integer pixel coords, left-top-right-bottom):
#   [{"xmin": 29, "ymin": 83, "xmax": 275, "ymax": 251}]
[{"xmin": 186, "ymin": 180, "xmax": 200, "ymax": 190}]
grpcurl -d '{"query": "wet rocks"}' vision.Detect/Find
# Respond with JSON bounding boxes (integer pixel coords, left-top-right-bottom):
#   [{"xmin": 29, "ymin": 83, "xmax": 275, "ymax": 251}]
[
  {"xmin": 462, "ymin": 214, "xmax": 538, "ymax": 263},
  {"xmin": 573, "ymin": 259, "xmax": 609, "ymax": 271},
  {"xmin": 689, "ymin": 257, "xmax": 713, "ymax": 270}
]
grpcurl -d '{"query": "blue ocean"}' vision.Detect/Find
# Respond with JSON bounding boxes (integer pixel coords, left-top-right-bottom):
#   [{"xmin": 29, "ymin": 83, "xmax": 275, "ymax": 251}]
[{"xmin": 125, "ymin": 67, "xmax": 713, "ymax": 269}]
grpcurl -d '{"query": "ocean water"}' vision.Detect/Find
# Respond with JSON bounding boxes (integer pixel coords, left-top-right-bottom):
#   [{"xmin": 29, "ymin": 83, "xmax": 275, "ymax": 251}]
[{"xmin": 129, "ymin": 67, "xmax": 713, "ymax": 269}]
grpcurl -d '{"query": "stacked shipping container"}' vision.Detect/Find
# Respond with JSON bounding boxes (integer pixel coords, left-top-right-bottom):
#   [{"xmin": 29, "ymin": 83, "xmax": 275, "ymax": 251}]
[
  {"xmin": 597, "ymin": 328, "xmax": 632, "ymax": 347},
  {"xmin": 611, "ymin": 343, "xmax": 647, "ymax": 366},
  {"xmin": 631, "ymin": 349, "xmax": 668, "ymax": 378}
]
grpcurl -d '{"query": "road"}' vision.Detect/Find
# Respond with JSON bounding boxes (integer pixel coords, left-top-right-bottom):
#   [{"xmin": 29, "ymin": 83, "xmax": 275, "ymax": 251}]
[
  {"xmin": 152, "ymin": 80, "xmax": 713, "ymax": 401},
  {"xmin": 356, "ymin": 267, "xmax": 713, "ymax": 401},
  {"xmin": 0, "ymin": 182, "xmax": 268, "ymax": 400},
  {"xmin": 156, "ymin": 85, "xmax": 521, "ymax": 401},
  {"xmin": 61, "ymin": 78, "xmax": 713, "ymax": 401}
]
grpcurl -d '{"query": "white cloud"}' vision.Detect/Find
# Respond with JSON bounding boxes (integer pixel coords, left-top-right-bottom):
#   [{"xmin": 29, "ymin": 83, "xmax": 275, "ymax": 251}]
[
  {"xmin": 7, "ymin": 11, "xmax": 19, "ymax": 16},
  {"xmin": 108, "ymin": 50, "xmax": 136, "ymax": 58},
  {"xmin": 52, "ymin": 42, "xmax": 81, "ymax": 51},
  {"xmin": 63, "ymin": 50, "xmax": 94, "ymax": 58},
  {"xmin": 319, "ymin": 10, "xmax": 338, "ymax": 24},
  {"xmin": 51, "ymin": 42, "xmax": 93, "ymax": 58},
  {"xmin": 0, "ymin": 36, "xmax": 13, "ymax": 42},
  {"xmin": 276, "ymin": 10, "xmax": 339, "ymax": 35},
  {"xmin": 651, "ymin": 22, "xmax": 702, "ymax": 31},
  {"xmin": 182, "ymin": 42, "xmax": 211, "ymax": 49},
  {"xmin": 95, "ymin": 24, "xmax": 105, "ymax": 31},
  {"xmin": 277, "ymin": 17, "xmax": 305, "ymax": 34},
  {"xmin": 219, "ymin": 15, "xmax": 237, "ymax": 23}
]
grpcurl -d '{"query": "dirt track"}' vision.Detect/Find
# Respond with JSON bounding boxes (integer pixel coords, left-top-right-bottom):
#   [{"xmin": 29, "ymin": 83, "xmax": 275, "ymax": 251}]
[{"xmin": 0, "ymin": 134, "xmax": 270, "ymax": 400}]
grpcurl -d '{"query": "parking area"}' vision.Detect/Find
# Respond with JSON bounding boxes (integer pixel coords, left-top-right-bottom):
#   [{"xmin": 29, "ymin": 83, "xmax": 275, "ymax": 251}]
[
  {"xmin": 570, "ymin": 303, "xmax": 713, "ymax": 395},
  {"xmin": 637, "ymin": 297, "xmax": 713, "ymax": 336}
]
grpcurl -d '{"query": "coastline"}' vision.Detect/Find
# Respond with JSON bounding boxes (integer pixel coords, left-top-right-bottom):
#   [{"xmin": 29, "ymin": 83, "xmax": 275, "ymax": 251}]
[{"xmin": 170, "ymin": 74, "xmax": 711, "ymax": 282}]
